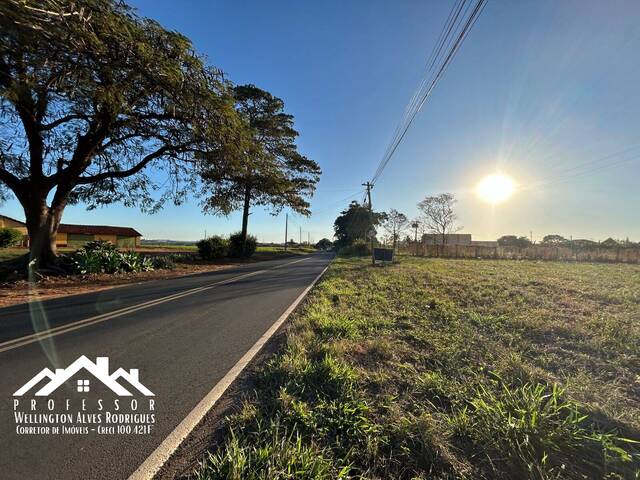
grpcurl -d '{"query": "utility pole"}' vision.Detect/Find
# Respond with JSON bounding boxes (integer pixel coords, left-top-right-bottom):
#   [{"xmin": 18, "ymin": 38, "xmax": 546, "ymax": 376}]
[
  {"xmin": 363, "ymin": 181, "xmax": 375, "ymax": 266},
  {"xmin": 308, "ymin": 231, "xmax": 310, "ymax": 245},
  {"xmin": 284, "ymin": 213, "xmax": 288, "ymax": 251},
  {"xmin": 299, "ymin": 226, "xmax": 302, "ymax": 245},
  {"xmin": 411, "ymin": 221, "xmax": 419, "ymax": 256}
]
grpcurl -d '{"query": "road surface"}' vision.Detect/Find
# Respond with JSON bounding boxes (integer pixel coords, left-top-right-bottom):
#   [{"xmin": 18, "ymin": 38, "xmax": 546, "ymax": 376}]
[{"xmin": 0, "ymin": 253, "xmax": 333, "ymax": 479}]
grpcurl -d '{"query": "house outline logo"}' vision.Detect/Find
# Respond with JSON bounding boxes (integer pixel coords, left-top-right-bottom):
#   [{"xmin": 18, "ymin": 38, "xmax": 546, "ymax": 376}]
[{"xmin": 13, "ymin": 355, "xmax": 154, "ymax": 397}]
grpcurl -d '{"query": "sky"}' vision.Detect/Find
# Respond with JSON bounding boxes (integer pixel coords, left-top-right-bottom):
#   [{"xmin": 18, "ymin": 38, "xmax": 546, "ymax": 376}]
[{"xmin": 3, "ymin": 0, "xmax": 640, "ymax": 243}]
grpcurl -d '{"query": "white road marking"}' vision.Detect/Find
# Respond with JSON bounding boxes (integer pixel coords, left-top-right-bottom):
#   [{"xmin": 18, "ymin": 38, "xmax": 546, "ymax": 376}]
[
  {"xmin": 128, "ymin": 262, "xmax": 331, "ymax": 480},
  {"xmin": 0, "ymin": 257, "xmax": 312, "ymax": 353}
]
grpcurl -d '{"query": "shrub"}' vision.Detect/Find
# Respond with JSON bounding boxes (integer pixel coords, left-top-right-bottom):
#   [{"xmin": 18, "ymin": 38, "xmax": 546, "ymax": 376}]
[
  {"xmin": 0, "ymin": 228, "xmax": 23, "ymax": 248},
  {"xmin": 196, "ymin": 235, "xmax": 228, "ymax": 259},
  {"xmin": 228, "ymin": 232, "xmax": 257, "ymax": 258},
  {"xmin": 337, "ymin": 239, "xmax": 370, "ymax": 257},
  {"xmin": 151, "ymin": 255, "xmax": 176, "ymax": 270},
  {"xmin": 70, "ymin": 240, "xmax": 153, "ymax": 274}
]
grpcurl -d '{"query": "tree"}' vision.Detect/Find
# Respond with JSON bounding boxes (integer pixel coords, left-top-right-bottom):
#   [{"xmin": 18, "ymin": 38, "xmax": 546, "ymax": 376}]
[
  {"xmin": 333, "ymin": 201, "xmax": 386, "ymax": 250},
  {"xmin": 417, "ymin": 193, "xmax": 461, "ymax": 246},
  {"xmin": 410, "ymin": 220, "xmax": 420, "ymax": 242},
  {"xmin": 541, "ymin": 235, "xmax": 569, "ymax": 246},
  {"xmin": 497, "ymin": 235, "xmax": 532, "ymax": 248},
  {"xmin": 382, "ymin": 209, "xmax": 408, "ymax": 251},
  {"xmin": 315, "ymin": 238, "xmax": 333, "ymax": 250},
  {"xmin": 0, "ymin": 0, "xmax": 243, "ymax": 268},
  {"xmin": 200, "ymin": 84, "xmax": 320, "ymax": 256}
]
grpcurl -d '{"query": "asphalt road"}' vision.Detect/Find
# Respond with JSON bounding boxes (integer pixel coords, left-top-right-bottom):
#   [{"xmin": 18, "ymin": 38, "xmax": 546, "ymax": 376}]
[{"xmin": 0, "ymin": 252, "xmax": 333, "ymax": 480}]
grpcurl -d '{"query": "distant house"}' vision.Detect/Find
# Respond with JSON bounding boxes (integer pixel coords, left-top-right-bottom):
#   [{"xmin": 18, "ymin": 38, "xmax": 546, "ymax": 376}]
[
  {"xmin": 422, "ymin": 233, "xmax": 472, "ymax": 245},
  {"xmin": 0, "ymin": 214, "xmax": 142, "ymax": 248},
  {"xmin": 422, "ymin": 233, "xmax": 497, "ymax": 248}
]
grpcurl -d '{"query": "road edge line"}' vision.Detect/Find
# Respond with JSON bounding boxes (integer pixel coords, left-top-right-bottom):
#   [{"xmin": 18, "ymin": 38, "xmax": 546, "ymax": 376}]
[{"xmin": 128, "ymin": 261, "xmax": 331, "ymax": 480}]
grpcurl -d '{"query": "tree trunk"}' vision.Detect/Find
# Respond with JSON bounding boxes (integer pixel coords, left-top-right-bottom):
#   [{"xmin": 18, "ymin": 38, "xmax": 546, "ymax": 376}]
[
  {"xmin": 240, "ymin": 184, "xmax": 251, "ymax": 257},
  {"xmin": 24, "ymin": 199, "xmax": 63, "ymax": 269}
]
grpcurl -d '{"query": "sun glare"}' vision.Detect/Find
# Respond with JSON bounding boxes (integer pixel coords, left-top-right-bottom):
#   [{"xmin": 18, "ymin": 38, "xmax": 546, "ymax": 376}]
[{"xmin": 476, "ymin": 173, "xmax": 516, "ymax": 204}]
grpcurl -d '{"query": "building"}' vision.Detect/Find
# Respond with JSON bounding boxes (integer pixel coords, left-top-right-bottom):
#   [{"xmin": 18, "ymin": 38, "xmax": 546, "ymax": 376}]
[
  {"xmin": 0, "ymin": 214, "xmax": 142, "ymax": 248},
  {"xmin": 422, "ymin": 233, "xmax": 497, "ymax": 248},
  {"xmin": 422, "ymin": 233, "xmax": 472, "ymax": 245}
]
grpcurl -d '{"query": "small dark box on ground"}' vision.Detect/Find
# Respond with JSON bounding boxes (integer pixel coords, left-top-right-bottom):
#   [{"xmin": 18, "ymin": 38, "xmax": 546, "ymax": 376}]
[{"xmin": 373, "ymin": 248, "xmax": 394, "ymax": 262}]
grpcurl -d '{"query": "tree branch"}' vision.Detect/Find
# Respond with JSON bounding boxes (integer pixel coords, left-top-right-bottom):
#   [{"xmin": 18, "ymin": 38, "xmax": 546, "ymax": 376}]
[
  {"xmin": 75, "ymin": 145, "xmax": 173, "ymax": 184},
  {"xmin": 40, "ymin": 114, "xmax": 88, "ymax": 131}
]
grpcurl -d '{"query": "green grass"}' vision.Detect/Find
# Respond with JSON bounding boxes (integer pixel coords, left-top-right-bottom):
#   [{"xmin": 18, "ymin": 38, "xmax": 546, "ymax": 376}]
[
  {"xmin": 196, "ymin": 257, "xmax": 640, "ymax": 479},
  {"xmin": 256, "ymin": 246, "xmax": 317, "ymax": 255},
  {"xmin": 0, "ymin": 248, "xmax": 25, "ymax": 262}
]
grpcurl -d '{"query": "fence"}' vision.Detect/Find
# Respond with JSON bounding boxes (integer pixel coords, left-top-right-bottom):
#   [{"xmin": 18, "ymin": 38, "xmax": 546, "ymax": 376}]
[{"xmin": 403, "ymin": 243, "xmax": 640, "ymax": 264}]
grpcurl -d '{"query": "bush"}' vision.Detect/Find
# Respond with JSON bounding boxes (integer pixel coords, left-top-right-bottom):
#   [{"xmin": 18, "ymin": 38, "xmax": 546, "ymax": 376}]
[
  {"xmin": 337, "ymin": 239, "xmax": 370, "ymax": 257},
  {"xmin": 151, "ymin": 255, "xmax": 176, "ymax": 270},
  {"xmin": 228, "ymin": 232, "xmax": 257, "ymax": 258},
  {"xmin": 70, "ymin": 240, "xmax": 153, "ymax": 274},
  {"xmin": 0, "ymin": 228, "xmax": 23, "ymax": 248},
  {"xmin": 196, "ymin": 235, "xmax": 228, "ymax": 259}
]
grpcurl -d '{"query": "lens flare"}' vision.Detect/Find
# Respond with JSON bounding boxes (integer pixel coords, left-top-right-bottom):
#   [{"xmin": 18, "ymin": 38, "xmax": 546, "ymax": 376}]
[{"xmin": 476, "ymin": 173, "xmax": 516, "ymax": 204}]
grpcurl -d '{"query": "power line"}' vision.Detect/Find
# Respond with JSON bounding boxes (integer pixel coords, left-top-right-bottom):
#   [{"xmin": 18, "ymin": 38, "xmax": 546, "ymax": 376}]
[
  {"xmin": 310, "ymin": 188, "xmax": 365, "ymax": 217},
  {"xmin": 521, "ymin": 146, "xmax": 640, "ymax": 192},
  {"xmin": 370, "ymin": 0, "xmax": 487, "ymax": 185}
]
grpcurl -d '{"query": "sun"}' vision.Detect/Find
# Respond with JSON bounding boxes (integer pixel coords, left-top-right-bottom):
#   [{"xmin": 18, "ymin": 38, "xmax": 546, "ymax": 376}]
[{"xmin": 476, "ymin": 173, "xmax": 516, "ymax": 204}]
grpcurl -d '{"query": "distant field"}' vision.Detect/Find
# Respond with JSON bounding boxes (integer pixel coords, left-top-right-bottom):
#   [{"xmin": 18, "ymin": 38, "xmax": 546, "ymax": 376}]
[
  {"xmin": 197, "ymin": 257, "xmax": 640, "ymax": 479},
  {"xmin": 0, "ymin": 244, "xmax": 316, "ymax": 264},
  {"xmin": 136, "ymin": 244, "xmax": 198, "ymax": 251},
  {"xmin": 256, "ymin": 245, "xmax": 316, "ymax": 255}
]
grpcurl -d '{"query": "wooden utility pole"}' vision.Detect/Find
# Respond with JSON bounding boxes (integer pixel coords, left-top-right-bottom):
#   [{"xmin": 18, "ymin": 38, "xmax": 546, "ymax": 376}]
[
  {"xmin": 363, "ymin": 181, "xmax": 375, "ymax": 265},
  {"xmin": 284, "ymin": 213, "xmax": 288, "ymax": 251}
]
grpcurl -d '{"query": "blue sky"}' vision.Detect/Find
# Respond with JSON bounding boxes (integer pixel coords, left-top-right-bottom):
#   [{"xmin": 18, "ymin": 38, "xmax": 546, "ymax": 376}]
[{"xmin": 4, "ymin": 0, "xmax": 640, "ymax": 242}]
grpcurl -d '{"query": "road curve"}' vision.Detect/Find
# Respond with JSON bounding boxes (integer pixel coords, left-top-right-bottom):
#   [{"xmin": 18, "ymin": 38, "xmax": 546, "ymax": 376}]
[{"xmin": 0, "ymin": 252, "xmax": 333, "ymax": 480}]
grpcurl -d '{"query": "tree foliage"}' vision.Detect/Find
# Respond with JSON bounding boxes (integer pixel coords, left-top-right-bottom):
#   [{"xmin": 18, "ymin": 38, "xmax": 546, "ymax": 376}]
[
  {"xmin": 333, "ymin": 201, "xmax": 386, "ymax": 249},
  {"xmin": 315, "ymin": 238, "xmax": 333, "ymax": 250},
  {"xmin": 200, "ymin": 84, "xmax": 320, "ymax": 250},
  {"xmin": 0, "ymin": 0, "xmax": 244, "ymax": 266},
  {"xmin": 541, "ymin": 235, "xmax": 570, "ymax": 246},
  {"xmin": 497, "ymin": 235, "xmax": 532, "ymax": 248}
]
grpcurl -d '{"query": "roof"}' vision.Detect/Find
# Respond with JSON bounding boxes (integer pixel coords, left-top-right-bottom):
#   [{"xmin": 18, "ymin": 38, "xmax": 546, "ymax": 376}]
[
  {"xmin": 1, "ymin": 214, "xmax": 141, "ymax": 237},
  {"xmin": 58, "ymin": 224, "xmax": 142, "ymax": 237},
  {"xmin": 0, "ymin": 214, "xmax": 26, "ymax": 225}
]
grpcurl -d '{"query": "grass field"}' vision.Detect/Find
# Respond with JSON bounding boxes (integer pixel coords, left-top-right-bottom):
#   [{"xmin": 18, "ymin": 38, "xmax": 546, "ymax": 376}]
[
  {"xmin": 196, "ymin": 256, "xmax": 640, "ymax": 479},
  {"xmin": 256, "ymin": 245, "xmax": 317, "ymax": 255}
]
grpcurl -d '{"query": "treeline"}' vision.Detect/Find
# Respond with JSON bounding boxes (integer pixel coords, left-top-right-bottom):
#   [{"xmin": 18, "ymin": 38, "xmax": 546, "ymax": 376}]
[
  {"xmin": 0, "ymin": 0, "xmax": 320, "ymax": 269},
  {"xmin": 332, "ymin": 193, "xmax": 460, "ymax": 254},
  {"xmin": 499, "ymin": 235, "xmax": 640, "ymax": 249}
]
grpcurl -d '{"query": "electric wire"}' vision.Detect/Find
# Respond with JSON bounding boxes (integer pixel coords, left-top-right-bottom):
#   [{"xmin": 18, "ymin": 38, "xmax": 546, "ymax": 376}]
[{"xmin": 371, "ymin": 0, "xmax": 487, "ymax": 185}]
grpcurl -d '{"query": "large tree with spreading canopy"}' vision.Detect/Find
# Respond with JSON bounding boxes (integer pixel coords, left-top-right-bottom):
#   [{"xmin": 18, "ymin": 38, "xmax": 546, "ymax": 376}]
[
  {"xmin": 0, "ymin": 0, "xmax": 244, "ymax": 268},
  {"xmin": 200, "ymin": 84, "xmax": 320, "ymax": 256}
]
